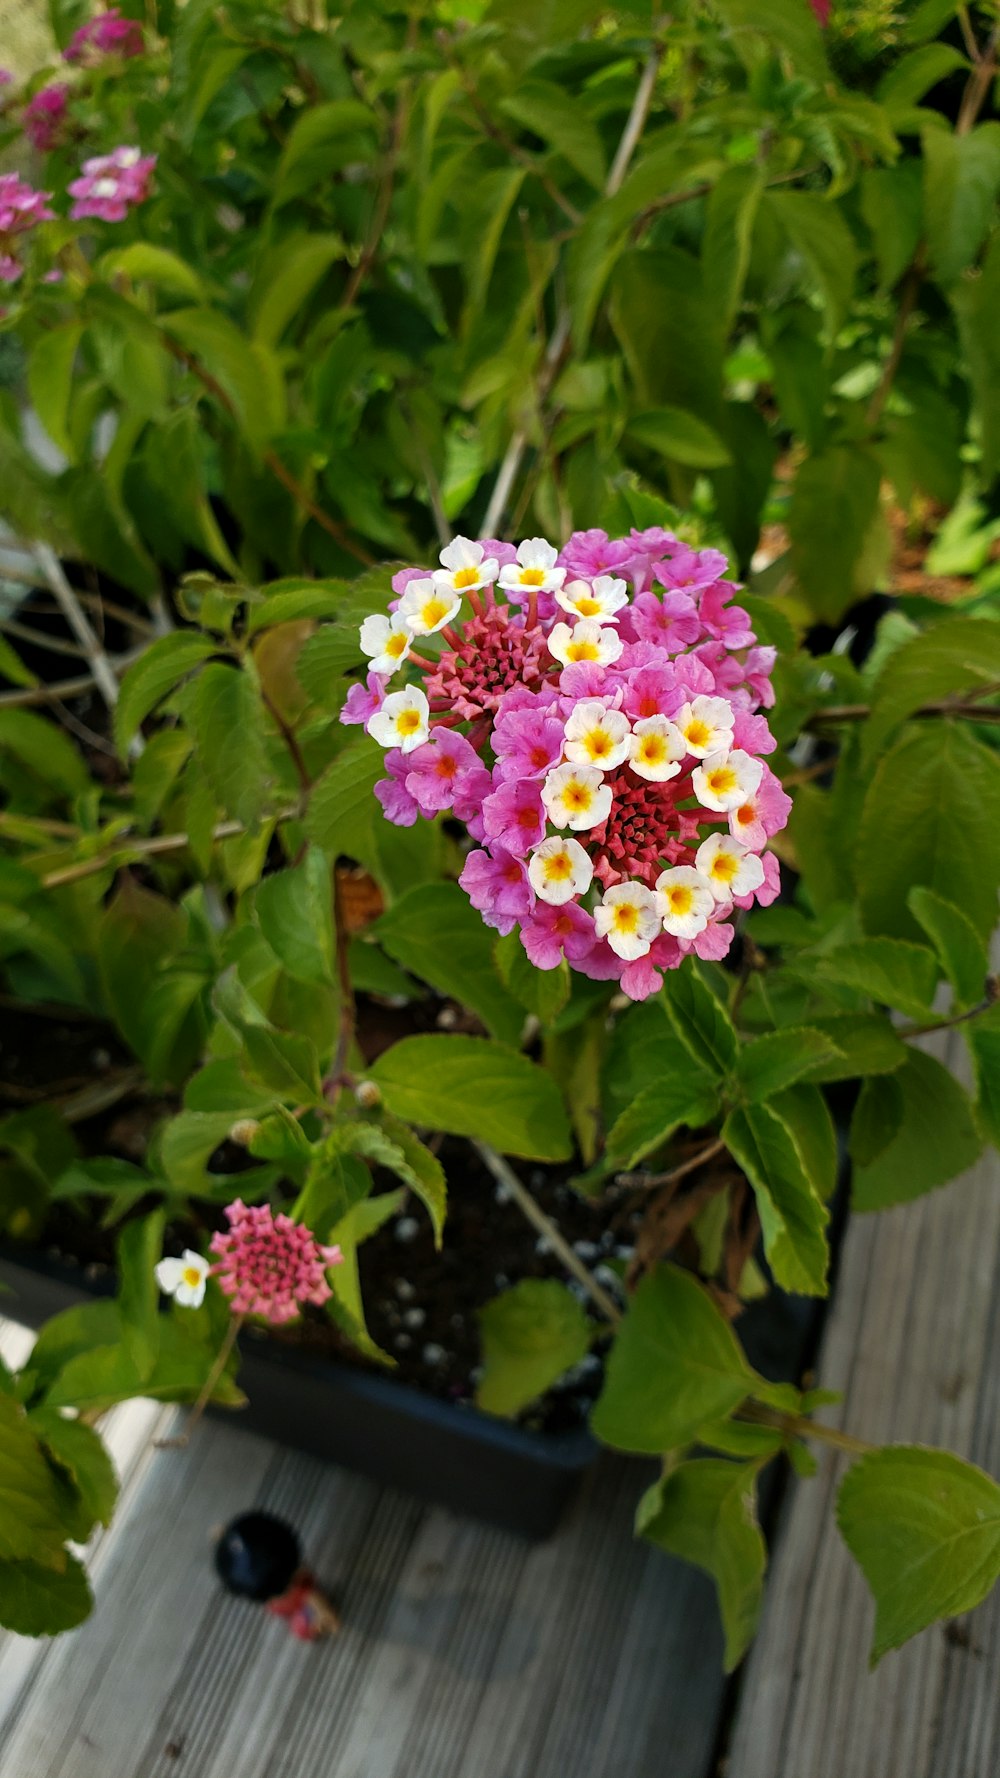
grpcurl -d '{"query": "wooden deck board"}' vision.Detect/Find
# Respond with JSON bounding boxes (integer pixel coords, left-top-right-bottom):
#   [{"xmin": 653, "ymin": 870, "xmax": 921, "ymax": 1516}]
[{"xmin": 725, "ymin": 1027, "xmax": 1000, "ymax": 1778}]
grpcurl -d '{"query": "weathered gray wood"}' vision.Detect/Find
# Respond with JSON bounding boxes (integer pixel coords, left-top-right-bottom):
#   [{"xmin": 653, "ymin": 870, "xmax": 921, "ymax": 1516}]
[
  {"xmin": 726, "ymin": 1026, "xmax": 1000, "ymax": 1778},
  {"xmin": 0, "ymin": 1366, "xmax": 724, "ymax": 1778}
]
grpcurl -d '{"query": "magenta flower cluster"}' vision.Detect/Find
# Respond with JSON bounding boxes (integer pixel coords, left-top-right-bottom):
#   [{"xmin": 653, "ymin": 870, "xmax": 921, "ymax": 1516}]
[
  {"xmin": 0, "ymin": 173, "xmax": 55, "ymax": 284},
  {"xmin": 68, "ymin": 145, "xmax": 156, "ymax": 221},
  {"xmin": 343, "ymin": 528, "xmax": 791, "ymax": 1003},
  {"xmin": 209, "ymin": 1201, "xmax": 343, "ymax": 1325},
  {"xmin": 64, "ymin": 7, "xmax": 144, "ymax": 65},
  {"xmin": 23, "ymin": 82, "xmax": 70, "ymax": 152}
]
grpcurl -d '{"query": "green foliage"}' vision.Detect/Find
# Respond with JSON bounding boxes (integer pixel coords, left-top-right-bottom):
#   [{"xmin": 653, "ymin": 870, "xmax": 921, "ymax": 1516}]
[
  {"xmin": 637, "ymin": 1458, "xmax": 767, "ymax": 1672},
  {"xmin": 370, "ymin": 1035, "xmax": 572, "ymax": 1161},
  {"xmin": 837, "ymin": 1448, "xmax": 1000, "ymax": 1664},
  {"xmin": 476, "ymin": 1279, "xmax": 592, "ymax": 1417},
  {"xmin": 850, "ymin": 1049, "xmax": 982, "ymax": 1210}
]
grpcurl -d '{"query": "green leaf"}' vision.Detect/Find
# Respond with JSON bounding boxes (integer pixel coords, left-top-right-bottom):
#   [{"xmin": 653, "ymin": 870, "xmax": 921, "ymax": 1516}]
[
  {"xmin": 476, "ymin": 1279, "xmax": 592, "ymax": 1418},
  {"xmin": 627, "ymin": 407, "xmax": 732, "ymax": 470},
  {"xmin": 0, "ymin": 709, "xmax": 88, "ymax": 801},
  {"xmin": 255, "ymin": 849, "xmax": 335, "ymax": 986},
  {"xmin": 246, "ymin": 578, "xmax": 351, "ymax": 636},
  {"xmin": 860, "ymin": 163, "xmax": 924, "ymax": 295},
  {"xmin": 0, "ymin": 633, "xmax": 36, "ymax": 690},
  {"xmin": 704, "ymin": 165, "xmax": 765, "ymax": 333},
  {"xmin": 851, "ymin": 1048, "xmax": 982, "ymax": 1210},
  {"xmin": 908, "ymin": 887, "xmax": 989, "ymax": 1009},
  {"xmin": 274, "ymin": 101, "xmax": 377, "ymax": 205},
  {"xmin": 159, "ymin": 1110, "xmax": 245, "ymax": 1196},
  {"xmin": 723, "ymin": 1103, "xmax": 830, "ymax": 1296},
  {"xmin": 712, "ymin": 0, "xmax": 827, "ymax": 79},
  {"xmin": 0, "ymin": 1554, "xmax": 92, "ymax": 1638},
  {"xmin": 304, "ymin": 740, "xmax": 382, "ymax": 869},
  {"xmin": 789, "ymin": 446, "xmax": 882, "ymax": 624},
  {"xmin": 591, "ymin": 1265, "xmax": 764, "ymax": 1455},
  {"xmin": 953, "ymin": 233, "xmax": 1000, "ymax": 478},
  {"xmin": 493, "ymin": 931, "xmax": 570, "ymax": 1025},
  {"xmin": 732, "ymin": 1028, "xmax": 844, "ymax": 1103},
  {"xmin": 837, "ymin": 1446, "xmax": 1000, "ymax": 1664},
  {"xmin": 117, "ymin": 1210, "xmax": 166, "ymax": 1383},
  {"xmin": 857, "ymin": 725, "xmax": 1000, "ymax": 944},
  {"xmin": 499, "ymin": 81, "xmax": 606, "ymax": 189},
  {"xmin": 637, "ymin": 1458, "xmax": 766, "ymax": 1671},
  {"xmin": 923, "ymin": 123, "xmax": 1000, "ymax": 285},
  {"xmin": 768, "ymin": 189, "xmax": 858, "ymax": 336},
  {"xmin": 28, "ymin": 322, "xmax": 84, "ymax": 460},
  {"xmin": 97, "ymin": 243, "xmax": 206, "ymax": 303},
  {"xmin": 28, "ymin": 1412, "xmax": 118, "ymax": 1538},
  {"xmin": 772, "ymin": 1083, "xmax": 838, "ymax": 1203},
  {"xmin": 213, "ymin": 970, "xmax": 323, "ymax": 1103},
  {"xmin": 877, "ymin": 43, "xmax": 968, "ymax": 110},
  {"xmin": 114, "ymin": 632, "xmax": 219, "ymax": 757},
  {"xmin": 861, "ymin": 617, "xmax": 1000, "ymax": 766},
  {"xmin": 369, "ymin": 1035, "xmax": 572, "ymax": 1162},
  {"xmin": 603, "ymin": 1074, "xmax": 719, "ymax": 1171},
  {"xmin": 249, "ymin": 234, "xmax": 344, "ymax": 347},
  {"xmin": 162, "ymin": 309, "xmax": 285, "ymax": 453},
  {"xmin": 966, "ymin": 1003, "xmax": 1000, "ymax": 1149},
  {"xmin": 814, "ymin": 938, "xmax": 940, "ymax": 1020},
  {"xmin": 374, "ymin": 885, "xmax": 524, "ymax": 1045},
  {"xmin": 334, "ymin": 1115, "xmax": 447, "ymax": 1247},
  {"xmin": 186, "ymin": 662, "xmax": 272, "ymax": 827},
  {"xmin": 0, "ymin": 1396, "xmax": 69, "ymax": 1565},
  {"xmin": 662, "ymin": 968, "xmax": 739, "ymax": 1077},
  {"xmin": 23, "ymin": 1299, "xmax": 122, "ymax": 1402}
]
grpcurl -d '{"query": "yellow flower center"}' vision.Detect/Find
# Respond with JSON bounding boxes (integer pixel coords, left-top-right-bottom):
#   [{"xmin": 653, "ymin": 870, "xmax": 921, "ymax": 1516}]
[
  {"xmin": 386, "ymin": 632, "xmax": 408, "ymax": 658},
  {"xmin": 397, "ymin": 709, "xmax": 422, "ymax": 736},
  {"xmin": 613, "ymin": 903, "xmax": 640, "ymax": 933},
  {"xmin": 684, "ymin": 718, "xmax": 711, "ymax": 750},
  {"xmin": 573, "ymin": 595, "xmax": 602, "ymax": 616},
  {"xmin": 586, "ymin": 730, "xmax": 611, "ymax": 757},
  {"xmin": 567, "ymin": 640, "xmax": 600, "ymax": 662},
  {"xmin": 544, "ymin": 851, "xmax": 573, "ymax": 881},
  {"xmin": 520, "ymin": 567, "xmax": 547, "ymax": 586},
  {"xmin": 564, "ymin": 781, "xmax": 592, "ymax": 811},
  {"xmin": 711, "ymin": 852, "xmax": 738, "ymax": 882},
  {"xmin": 639, "ymin": 736, "xmax": 666, "ymax": 764},
  {"xmin": 419, "ymin": 596, "xmax": 451, "ymax": 627},
  {"xmin": 707, "ymin": 766, "xmax": 737, "ymax": 796},
  {"xmin": 666, "ymin": 886, "xmax": 693, "ymax": 914},
  {"xmin": 453, "ymin": 566, "xmax": 480, "ymax": 589},
  {"xmin": 182, "ymin": 1265, "xmax": 203, "ymax": 1289}
]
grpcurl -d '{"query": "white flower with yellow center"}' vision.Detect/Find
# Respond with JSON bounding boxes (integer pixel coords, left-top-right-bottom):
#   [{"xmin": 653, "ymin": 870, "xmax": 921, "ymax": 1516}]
[
  {"xmin": 368, "ymin": 685, "xmax": 431, "ymax": 753},
  {"xmin": 695, "ymin": 833, "xmax": 766, "ymax": 902},
  {"xmin": 692, "ymin": 749, "xmax": 763, "ymax": 812},
  {"xmin": 499, "ymin": 536, "xmax": 566, "ymax": 595},
  {"xmin": 594, "ymin": 881, "xmax": 663, "ymax": 961},
  {"xmin": 397, "ymin": 577, "xmax": 461, "ymax": 636},
  {"xmin": 628, "ymin": 715, "xmax": 686, "ymax": 783},
  {"xmin": 541, "ymin": 761, "xmax": 613, "ymax": 831},
  {"xmin": 675, "ymin": 695, "xmax": 735, "ymax": 759},
  {"xmin": 555, "ymin": 575, "xmax": 630, "ymax": 624},
  {"xmin": 654, "ymin": 866, "xmax": 715, "ymax": 939},
  {"xmin": 547, "ymin": 619, "xmax": 624, "ymax": 669},
  {"xmin": 528, "ymin": 835, "xmax": 594, "ymax": 905},
  {"xmin": 155, "ymin": 1249, "xmax": 211, "ymax": 1309},
  {"xmin": 432, "ymin": 536, "xmax": 500, "ymax": 596},
  {"xmin": 563, "ymin": 701, "xmax": 631, "ymax": 771},
  {"xmin": 359, "ymin": 611, "xmax": 414, "ymax": 676}
]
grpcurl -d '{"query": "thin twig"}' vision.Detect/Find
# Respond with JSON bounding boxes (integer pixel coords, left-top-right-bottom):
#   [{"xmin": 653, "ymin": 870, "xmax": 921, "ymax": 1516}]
[
  {"xmin": 808, "ymin": 693, "xmax": 1000, "ymax": 727},
  {"xmin": 899, "ymin": 985, "xmax": 997, "ymax": 1042},
  {"xmin": 1, "ymin": 618, "xmax": 86, "ymax": 659},
  {"xmin": 474, "ymin": 1141, "xmax": 623, "ymax": 1325},
  {"xmin": 738, "ymin": 1400, "xmax": 874, "ymax": 1458},
  {"xmin": 479, "ymin": 23, "xmax": 666, "ymax": 537},
  {"xmin": 0, "ymin": 644, "xmax": 146, "ymax": 709},
  {"xmin": 33, "ymin": 544, "xmax": 125, "ymax": 719},
  {"xmin": 866, "ymin": 253, "xmax": 924, "ymax": 431},
  {"xmin": 39, "ymin": 806, "xmax": 302, "ymax": 889},
  {"xmin": 615, "ymin": 1135, "xmax": 726, "ymax": 1195},
  {"xmin": 155, "ymin": 1314, "xmax": 245, "ymax": 1450}
]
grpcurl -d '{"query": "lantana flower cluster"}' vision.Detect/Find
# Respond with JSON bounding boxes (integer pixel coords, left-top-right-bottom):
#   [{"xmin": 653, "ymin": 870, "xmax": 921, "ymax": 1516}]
[
  {"xmin": 156, "ymin": 1203, "xmax": 343, "ymax": 1325},
  {"xmin": 64, "ymin": 7, "xmax": 144, "ymax": 65},
  {"xmin": 342, "ymin": 528, "xmax": 791, "ymax": 1003},
  {"xmin": 0, "ymin": 173, "xmax": 54, "ymax": 284},
  {"xmin": 68, "ymin": 146, "xmax": 157, "ymax": 221}
]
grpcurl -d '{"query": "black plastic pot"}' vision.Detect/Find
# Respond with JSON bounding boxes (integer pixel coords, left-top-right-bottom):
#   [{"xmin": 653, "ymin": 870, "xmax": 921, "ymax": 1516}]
[{"xmin": 0, "ymin": 1249, "xmax": 596, "ymax": 1539}]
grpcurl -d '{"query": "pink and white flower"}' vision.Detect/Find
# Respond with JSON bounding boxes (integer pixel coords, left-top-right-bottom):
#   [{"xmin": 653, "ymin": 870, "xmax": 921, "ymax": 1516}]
[
  {"xmin": 675, "ymin": 695, "xmax": 735, "ymax": 759},
  {"xmin": 556, "ymin": 575, "xmax": 630, "ymax": 624},
  {"xmin": 542, "ymin": 762, "xmax": 613, "ymax": 832},
  {"xmin": 367, "ymin": 685, "xmax": 430, "ymax": 753},
  {"xmin": 548, "ymin": 619, "xmax": 623, "ymax": 669},
  {"xmin": 628, "ymin": 715, "xmax": 685, "ymax": 782},
  {"xmin": 499, "ymin": 537, "xmax": 566, "ymax": 597},
  {"xmin": 563, "ymin": 700, "xmax": 631, "ymax": 771},
  {"xmin": 68, "ymin": 146, "xmax": 156, "ymax": 222},
  {"xmin": 155, "ymin": 1249, "xmax": 211, "ymax": 1309},
  {"xmin": 695, "ymin": 832, "xmax": 766, "ymax": 900},
  {"xmin": 528, "ymin": 835, "xmax": 594, "ymax": 905},
  {"xmin": 692, "ymin": 749, "xmax": 763, "ymax": 813},
  {"xmin": 432, "ymin": 535, "xmax": 499, "ymax": 597},
  {"xmin": 655, "ymin": 866, "xmax": 715, "ymax": 940},
  {"xmin": 594, "ymin": 881, "xmax": 663, "ymax": 961},
  {"xmin": 360, "ymin": 611, "xmax": 413, "ymax": 675}
]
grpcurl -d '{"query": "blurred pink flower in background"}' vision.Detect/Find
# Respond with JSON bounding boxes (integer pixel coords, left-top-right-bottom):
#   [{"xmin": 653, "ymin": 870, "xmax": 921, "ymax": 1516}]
[
  {"xmin": 68, "ymin": 146, "xmax": 156, "ymax": 221},
  {"xmin": 64, "ymin": 7, "xmax": 143, "ymax": 64},
  {"xmin": 24, "ymin": 83, "xmax": 70, "ymax": 152}
]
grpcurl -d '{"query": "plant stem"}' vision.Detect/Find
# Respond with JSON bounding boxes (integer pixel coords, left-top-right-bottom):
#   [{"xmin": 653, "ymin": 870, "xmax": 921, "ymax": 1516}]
[
  {"xmin": 615, "ymin": 1135, "xmax": 727, "ymax": 1194},
  {"xmin": 39, "ymin": 806, "xmax": 302, "ymax": 890},
  {"xmin": 155, "ymin": 1314, "xmax": 245, "ymax": 1450},
  {"xmin": 32, "ymin": 544, "xmax": 130, "ymax": 725},
  {"xmin": 738, "ymin": 1399, "xmax": 874, "ymax": 1458},
  {"xmin": 899, "ymin": 985, "xmax": 998, "ymax": 1041},
  {"xmin": 326, "ymin": 867, "xmax": 358, "ymax": 1108},
  {"xmin": 474, "ymin": 1142, "xmax": 623, "ymax": 1325},
  {"xmin": 808, "ymin": 694, "xmax": 1000, "ymax": 727},
  {"xmin": 261, "ymin": 689, "xmax": 311, "ymax": 795}
]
